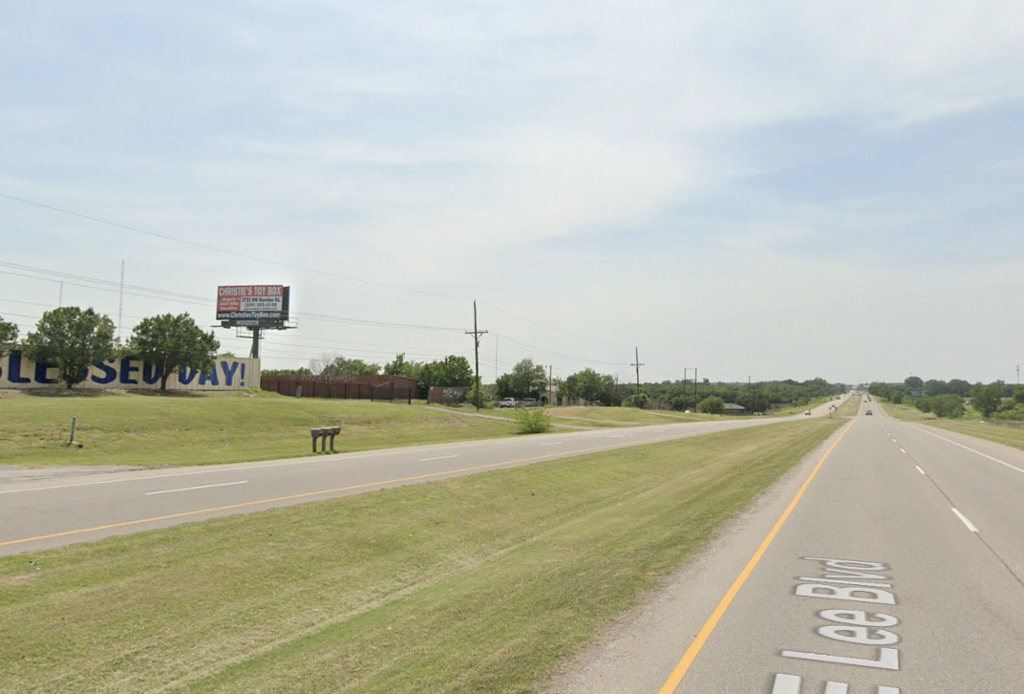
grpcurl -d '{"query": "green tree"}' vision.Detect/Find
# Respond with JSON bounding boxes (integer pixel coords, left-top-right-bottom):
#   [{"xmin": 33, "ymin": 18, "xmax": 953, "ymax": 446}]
[
  {"xmin": 384, "ymin": 352, "xmax": 416, "ymax": 377},
  {"xmin": 434, "ymin": 355, "xmax": 473, "ymax": 387},
  {"xmin": 1014, "ymin": 386, "xmax": 1024, "ymax": 405},
  {"xmin": 127, "ymin": 313, "xmax": 220, "ymax": 391},
  {"xmin": 0, "ymin": 315, "xmax": 18, "ymax": 354},
  {"xmin": 738, "ymin": 389, "xmax": 770, "ymax": 414},
  {"xmin": 418, "ymin": 355, "xmax": 473, "ymax": 389},
  {"xmin": 947, "ymin": 379, "xmax": 972, "ymax": 397},
  {"xmin": 340, "ymin": 358, "xmax": 381, "ymax": 376},
  {"xmin": 418, "ymin": 356, "xmax": 470, "ymax": 389},
  {"xmin": 313, "ymin": 354, "xmax": 381, "ymax": 378},
  {"xmin": 23, "ymin": 307, "xmax": 116, "ymax": 388},
  {"xmin": 496, "ymin": 358, "xmax": 547, "ymax": 399},
  {"xmin": 971, "ymin": 384, "xmax": 1002, "ymax": 418},
  {"xmin": 262, "ymin": 367, "xmax": 312, "ymax": 376},
  {"xmin": 384, "ymin": 352, "xmax": 426, "ymax": 379},
  {"xmin": 904, "ymin": 375, "xmax": 924, "ymax": 394},
  {"xmin": 699, "ymin": 395, "xmax": 725, "ymax": 415},
  {"xmin": 563, "ymin": 368, "xmax": 616, "ymax": 405}
]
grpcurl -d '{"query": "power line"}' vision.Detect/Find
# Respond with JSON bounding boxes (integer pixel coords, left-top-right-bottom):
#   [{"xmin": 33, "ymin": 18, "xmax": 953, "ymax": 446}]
[
  {"xmin": 490, "ymin": 333, "xmax": 629, "ymax": 367},
  {"xmin": 1, "ymin": 192, "xmax": 475, "ymax": 302},
  {"xmin": 0, "ymin": 263, "xmax": 464, "ymax": 332},
  {"xmin": 479, "ymin": 300, "xmax": 632, "ymax": 350},
  {"xmin": 2, "ymin": 194, "xmax": 632, "ymax": 350}
]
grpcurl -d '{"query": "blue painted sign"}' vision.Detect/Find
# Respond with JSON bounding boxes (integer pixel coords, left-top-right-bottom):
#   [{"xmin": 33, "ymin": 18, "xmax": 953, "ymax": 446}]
[{"xmin": 0, "ymin": 350, "xmax": 260, "ymax": 391}]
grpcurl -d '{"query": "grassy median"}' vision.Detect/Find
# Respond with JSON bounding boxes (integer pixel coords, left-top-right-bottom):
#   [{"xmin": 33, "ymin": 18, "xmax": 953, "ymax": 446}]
[
  {"xmin": 878, "ymin": 399, "xmax": 1024, "ymax": 452},
  {"xmin": 0, "ymin": 416, "xmax": 847, "ymax": 694}
]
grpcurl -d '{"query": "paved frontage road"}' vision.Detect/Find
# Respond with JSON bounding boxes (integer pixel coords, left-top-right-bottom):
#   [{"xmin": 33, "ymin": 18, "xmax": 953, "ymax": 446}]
[{"xmin": 1, "ymin": 406, "xmax": 837, "ymax": 556}]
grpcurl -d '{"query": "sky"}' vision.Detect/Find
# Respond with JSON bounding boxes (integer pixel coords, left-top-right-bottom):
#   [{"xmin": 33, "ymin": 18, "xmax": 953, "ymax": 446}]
[{"xmin": 2, "ymin": 0, "xmax": 1023, "ymax": 387}]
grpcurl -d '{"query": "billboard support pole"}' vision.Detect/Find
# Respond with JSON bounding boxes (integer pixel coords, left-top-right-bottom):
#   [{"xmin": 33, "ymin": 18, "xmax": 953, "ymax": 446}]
[{"xmin": 250, "ymin": 327, "xmax": 261, "ymax": 360}]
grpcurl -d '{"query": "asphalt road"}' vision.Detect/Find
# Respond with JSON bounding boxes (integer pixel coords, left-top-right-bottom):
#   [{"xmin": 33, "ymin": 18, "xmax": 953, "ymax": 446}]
[
  {"xmin": 0, "ymin": 406, "xmax": 840, "ymax": 556},
  {"xmin": 544, "ymin": 397, "xmax": 1024, "ymax": 693}
]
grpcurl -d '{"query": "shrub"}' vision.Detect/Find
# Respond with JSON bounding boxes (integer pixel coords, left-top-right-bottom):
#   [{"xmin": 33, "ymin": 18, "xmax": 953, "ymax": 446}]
[
  {"xmin": 623, "ymin": 393, "xmax": 649, "ymax": 409},
  {"xmin": 512, "ymin": 407, "xmax": 551, "ymax": 434},
  {"xmin": 930, "ymin": 394, "xmax": 965, "ymax": 419},
  {"xmin": 994, "ymin": 404, "xmax": 1024, "ymax": 421}
]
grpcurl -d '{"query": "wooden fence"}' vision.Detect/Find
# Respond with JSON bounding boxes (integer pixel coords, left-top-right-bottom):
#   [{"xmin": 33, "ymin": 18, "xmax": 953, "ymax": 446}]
[{"xmin": 260, "ymin": 375, "xmax": 423, "ymax": 402}]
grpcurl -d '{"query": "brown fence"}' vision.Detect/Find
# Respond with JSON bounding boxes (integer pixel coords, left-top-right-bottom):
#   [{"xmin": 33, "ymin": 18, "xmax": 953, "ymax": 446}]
[{"xmin": 261, "ymin": 375, "xmax": 424, "ymax": 402}]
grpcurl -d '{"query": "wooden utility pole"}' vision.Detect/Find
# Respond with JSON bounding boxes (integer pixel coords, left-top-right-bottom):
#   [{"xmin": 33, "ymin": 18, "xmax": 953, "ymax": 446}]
[
  {"xmin": 631, "ymin": 347, "xmax": 644, "ymax": 406},
  {"xmin": 466, "ymin": 301, "xmax": 488, "ymax": 410}
]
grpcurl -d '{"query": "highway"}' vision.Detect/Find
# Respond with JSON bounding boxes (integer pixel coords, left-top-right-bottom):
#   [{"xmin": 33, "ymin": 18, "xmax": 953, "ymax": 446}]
[
  {"xmin": 0, "ymin": 408, "xmax": 834, "ymax": 556},
  {"xmin": 544, "ymin": 397, "xmax": 1024, "ymax": 693}
]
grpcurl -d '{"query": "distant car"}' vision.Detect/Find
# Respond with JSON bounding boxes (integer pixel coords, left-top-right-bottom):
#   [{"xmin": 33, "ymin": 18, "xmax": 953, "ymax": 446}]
[
  {"xmin": 865, "ymin": 410, "xmax": 873, "ymax": 415},
  {"xmin": 521, "ymin": 397, "xmax": 539, "ymax": 407},
  {"xmin": 498, "ymin": 398, "xmax": 518, "ymax": 408},
  {"xmin": 804, "ymin": 410, "xmax": 811, "ymax": 416}
]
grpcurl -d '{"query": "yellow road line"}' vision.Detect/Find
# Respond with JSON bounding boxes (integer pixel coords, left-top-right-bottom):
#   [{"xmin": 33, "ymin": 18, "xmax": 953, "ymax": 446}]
[
  {"xmin": 1, "ymin": 435, "xmax": 689, "ymax": 549},
  {"xmin": 656, "ymin": 419, "xmax": 856, "ymax": 694}
]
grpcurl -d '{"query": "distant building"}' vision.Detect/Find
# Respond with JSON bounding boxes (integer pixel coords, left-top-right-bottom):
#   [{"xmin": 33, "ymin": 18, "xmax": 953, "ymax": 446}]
[{"xmin": 723, "ymin": 402, "xmax": 748, "ymax": 416}]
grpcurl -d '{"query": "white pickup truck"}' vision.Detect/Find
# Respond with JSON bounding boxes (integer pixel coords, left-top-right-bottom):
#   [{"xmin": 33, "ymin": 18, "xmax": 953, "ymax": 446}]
[{"xmin": 498, "ymin": 397, "xmax": 518, "ymax": 408}]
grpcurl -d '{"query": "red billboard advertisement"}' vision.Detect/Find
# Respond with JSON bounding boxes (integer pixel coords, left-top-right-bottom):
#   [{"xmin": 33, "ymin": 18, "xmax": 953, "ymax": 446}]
[{"xmin": 216, "ymin": 285, "xmax": 290, "ymax": 324}]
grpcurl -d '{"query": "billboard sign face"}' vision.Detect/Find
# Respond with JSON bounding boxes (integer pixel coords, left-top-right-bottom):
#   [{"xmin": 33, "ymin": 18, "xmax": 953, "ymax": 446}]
[{"xmin": 217, "ymin": 285, "xmax": 289, "ymax": 326}]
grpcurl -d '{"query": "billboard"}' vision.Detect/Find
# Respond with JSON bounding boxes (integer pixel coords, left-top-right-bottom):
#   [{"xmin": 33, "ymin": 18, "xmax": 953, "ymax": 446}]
[
  {"xmin": 0, "ymin": 350, "xmax": 260, "ymax": 391},
  {"xmin": 217, "ymin": 285, "xmax": 290, "ymax": 327}
]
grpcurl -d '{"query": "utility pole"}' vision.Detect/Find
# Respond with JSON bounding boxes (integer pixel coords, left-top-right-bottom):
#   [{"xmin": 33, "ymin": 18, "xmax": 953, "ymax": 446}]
[
  {"xmin": 466, "ymin": 301, "xmax": 488, "ymax": 411},
  {"xmin": 694, "ymin": 367, "xmax": 698, "ymax": 404},
  {"xmin": 631, "ymin": 347, "xmax": 644, "ymax": 406},
  {"xmin": 117, "ymin": 259, "xmax": 125, "ymax": 343},
  {"xmin": 548, "ymin": 364, "xmax": 553, "ymax": 406}
]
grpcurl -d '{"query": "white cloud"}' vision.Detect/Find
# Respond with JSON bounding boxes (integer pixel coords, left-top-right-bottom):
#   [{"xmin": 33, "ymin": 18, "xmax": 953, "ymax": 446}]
[{"xmin": 2, "ymin": 0, "xmax": 1023, "ymax": 382}]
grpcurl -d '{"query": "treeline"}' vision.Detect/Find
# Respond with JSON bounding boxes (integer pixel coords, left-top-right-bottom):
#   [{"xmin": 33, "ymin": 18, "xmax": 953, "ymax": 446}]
[
  {"xmin": 640, "ymin": 377, "xmax": 844, "ymax": 412},
  {"xmin": 263, "ymin": 352, "xmax": 474, "ymax": 390},
  {"xmin": 868, "ymin": 376, "xmax": 1024, "ymax": 420},
  {"xmin": 491, "ymin": 357, "xmax": 845, "ymax": 412}
]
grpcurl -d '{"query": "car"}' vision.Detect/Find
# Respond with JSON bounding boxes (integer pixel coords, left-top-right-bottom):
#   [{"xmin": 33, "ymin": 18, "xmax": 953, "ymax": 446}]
[
  {"xmin": 498, "ymin": 398, "xmax": 518, "ymax": 408},
  {"xmin": 865, "ymin": 409, "xmax": 873, "ymax": 415},
  {"xmin": 804, "ymin": 410, "xmax": 811, "ymax": 416}
]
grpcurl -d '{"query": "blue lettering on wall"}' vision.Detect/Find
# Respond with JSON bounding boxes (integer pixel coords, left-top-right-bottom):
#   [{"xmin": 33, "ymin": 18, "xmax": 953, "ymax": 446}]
[
  {"xmin": 142, "ymin": 362, "xmax": 163, "ymax": 385},
  {"xmin": 34, "ymin": 360, "xmax": 58, "ymax": 384},
  {"xmin": 92, "ymin": 360, "xmax": 118, "ymax": 385},
  {"xmin": 199, "ymin": 369, "xmax": 220, "ymax": 386},
  {"xmin": 179, "ymin": 364, "xmax": 198, "ymax": 385},
  {"xmin": 6, "ymin": 351, "xmax": 31, "ymax": 384},
  {"xmin": 240, "ymin": 363, "xmax": 246, "ymax": 387},
  {"xmin": 220, "ymin": 361, "xmax": 239, "ymax": 386},
  {"xmin": 119, "ymin": 358, "xmax": 139, "ymax": 385}
]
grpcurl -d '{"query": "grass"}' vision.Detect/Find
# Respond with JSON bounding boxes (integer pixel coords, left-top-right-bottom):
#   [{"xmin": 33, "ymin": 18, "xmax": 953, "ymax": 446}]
[
  {"xmin": 0, "ymin": 390, "xmax": 517, "ymax": 469},
  {"xmin": 878, "ymin": 399, "xmax": 1024, "ymax": 453},
  {"xmin": 0, "ymin": 416, "xmax": 846, "ymax": 694}
]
